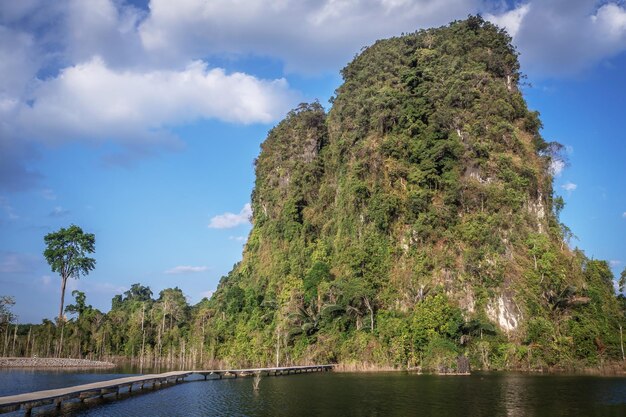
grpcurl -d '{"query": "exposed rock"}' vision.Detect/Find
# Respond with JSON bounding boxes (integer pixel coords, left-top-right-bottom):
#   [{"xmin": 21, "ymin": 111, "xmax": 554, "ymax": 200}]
[{"xmin": 486, "ymin": 294, "xmax": 522, "ymax": 333}]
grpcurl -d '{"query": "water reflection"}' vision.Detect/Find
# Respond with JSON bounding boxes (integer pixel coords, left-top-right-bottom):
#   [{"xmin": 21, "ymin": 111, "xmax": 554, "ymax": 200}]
[{"xmin": 2, "ymin": 370, "xmax": 626, "ymax": 416}]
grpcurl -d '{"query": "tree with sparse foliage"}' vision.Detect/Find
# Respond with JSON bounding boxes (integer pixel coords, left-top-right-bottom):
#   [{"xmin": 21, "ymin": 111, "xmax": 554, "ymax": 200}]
[
  {"xmin": 44, "ymin": 225, "xmax": 96, "ymax": 323},
  {"xmin": 0, "ymin": 296, "xmax": 15, "ymax": 327}
]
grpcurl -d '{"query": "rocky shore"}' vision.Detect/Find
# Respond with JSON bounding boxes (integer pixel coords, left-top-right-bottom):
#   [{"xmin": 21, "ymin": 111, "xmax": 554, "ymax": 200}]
[{"xmin": 0, "ymin": 357, "xmax": 115, "ymax": 368}]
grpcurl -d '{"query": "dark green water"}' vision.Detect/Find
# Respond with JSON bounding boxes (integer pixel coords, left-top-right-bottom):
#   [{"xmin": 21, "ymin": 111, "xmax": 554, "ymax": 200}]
[{"xmin": 2, "ymin": 370, "xmax": 626, "ymax": 416}]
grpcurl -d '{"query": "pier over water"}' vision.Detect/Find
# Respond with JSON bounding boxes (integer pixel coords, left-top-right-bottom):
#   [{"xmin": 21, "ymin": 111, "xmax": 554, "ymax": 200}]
[{"xmin": 0, "ymin": 365, "xmax": 334, "ymax": 416}]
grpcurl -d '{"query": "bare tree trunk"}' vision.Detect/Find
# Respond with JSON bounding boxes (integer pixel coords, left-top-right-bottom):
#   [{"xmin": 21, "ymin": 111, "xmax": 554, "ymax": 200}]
[
  {"xmin": 200, "ymin": 318, "xmax": 205, "ymax": 366},
  {"xmin": 26, "ymin": 327, "xmax": 32, "ymax": 357},
  {"xmin": 275, "ymin": 326, "xmax": 280, "ymax": 367},
  {"xmin": 11, "ymin": 323, "xmax": 18, "ymax": 356},
  {"xmin": 161, "ymin": 302, "xmax": 167, "ymax": 361},
  {"xmin": 3, "ymin": 324, "xmax": 9, "ymax": 357},
  {"xmin": 58, "ymin": 275, "xmax": 68, "ymax": 323},
  {"xmin": 58, "ymin": 325, "xmax": 65, "ymax": 358},
  {"xmin": 141, "ymin": 304, "xmax": 146, "ymax": 370},
  {"xmin": 364, "ymin": 297, "xmax": 374, "ymax": 331},
  {"xmin": 619, "ymin": 324, "xmax": 626, "ymax": 361},
  {"xmin": 101, "ymin": 331, "xmax": 106, "ymax": 360},
  {"xmin": 157, "ymin": 325, "xmax": 162, "ymax": 360}
]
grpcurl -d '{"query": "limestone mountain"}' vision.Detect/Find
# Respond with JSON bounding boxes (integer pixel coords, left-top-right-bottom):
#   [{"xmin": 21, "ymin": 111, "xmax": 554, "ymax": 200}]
[{"xmin": 206, "ymin": 16, "xmax": 624, "ymax": 370}]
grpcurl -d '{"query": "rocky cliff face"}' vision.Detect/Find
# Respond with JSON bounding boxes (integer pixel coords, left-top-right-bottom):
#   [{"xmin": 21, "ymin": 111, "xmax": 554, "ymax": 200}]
[{"xmin": 207, "ymin": 17, "xmax": 623, "ymax": 370}]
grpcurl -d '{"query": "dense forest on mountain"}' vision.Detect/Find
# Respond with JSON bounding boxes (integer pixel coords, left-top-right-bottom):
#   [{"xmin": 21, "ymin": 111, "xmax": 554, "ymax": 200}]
[{"xmin": 2, "ymin": 17, "xmax": 625, "ymax": 371}]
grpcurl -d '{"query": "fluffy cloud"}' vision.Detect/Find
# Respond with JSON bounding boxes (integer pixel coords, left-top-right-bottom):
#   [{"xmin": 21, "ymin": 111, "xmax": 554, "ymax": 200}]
[
  {"xmin": 622, "ymin": 212, "xmax": 626, "ymax": 218},
  {"xmin": 505, "ymin": 1, "xmax": 626, "ymax": 76},
  {"xmin": 63, "ymin": 0, "xmax": 147, "ymax": 68},
  {"xmin": 562, "ymin": 182, "xmax": 578, "ymax": 192},
  {"xmin": 550, "ymin": 160, "xmax": 565, "ymax": 177},
  {"xmin": 208, "ymin": 203, "xmax": 252, "ymax": 229},
  {"xmin": 4, "ymin": 0, "xmax": 626, "ymax": 190},
  {"xmin": 139, "ymin": 0, "xmax": 626, "ymax": 76},
  {"xmin": 14, "ymin": 58, "xmax": 295, "ymax": 145},
  {"xmin": 0, "ymin": 55, "xmax": 295, "ymax": 187},
  {"xmin": 485, "ymin": 3, "xmax": 530, "ymax": 37},
  {"xmin": 0, "ymin": 0, "xmax": 297, "ymax": 190},
  {"xmin": 164, "ymin": 265, "xmax": 209, "ymax": 274},
  {"xmin": 0, "ymin": 25, "xmax": 40, "ymax": 98},
  {"xmin": 139, "ymin": 0, "xmax": 479, "ymax": 73}
]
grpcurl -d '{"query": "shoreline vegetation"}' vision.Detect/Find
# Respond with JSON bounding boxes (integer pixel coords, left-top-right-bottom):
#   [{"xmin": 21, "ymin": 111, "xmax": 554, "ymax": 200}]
[
  {"xmin": 1, "ymin": 356, "xmax": 624, "ymax": 378},
  {"xmin": 0, "ymin": 357, "xmax": 115, "ymax": 369},
  {"xmin": 330, "ymin": 360, "xmax": 626, "ymax": 376}
]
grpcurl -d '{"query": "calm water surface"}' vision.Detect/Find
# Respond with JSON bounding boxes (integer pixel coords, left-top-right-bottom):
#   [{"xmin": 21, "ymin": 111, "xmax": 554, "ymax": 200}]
[
  {"xmin": 0, "ymin": 368, "xmax": 136, "ymax": 397},
  {"xmin": 2, "ymin": 370, "xmax": 626, "ymax": 416}
]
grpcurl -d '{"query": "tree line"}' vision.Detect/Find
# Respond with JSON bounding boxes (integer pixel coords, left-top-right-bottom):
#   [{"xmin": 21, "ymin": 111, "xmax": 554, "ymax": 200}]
[{"xmin": 0, "ymin": 284, "xmax": 216, "ymax": 369}]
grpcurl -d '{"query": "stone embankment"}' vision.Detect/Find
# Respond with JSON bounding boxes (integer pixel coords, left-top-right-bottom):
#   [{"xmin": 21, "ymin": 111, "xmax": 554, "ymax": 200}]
[{"xmin": 0, "ymin": 357, "xmax": 115, "ymax": 368}]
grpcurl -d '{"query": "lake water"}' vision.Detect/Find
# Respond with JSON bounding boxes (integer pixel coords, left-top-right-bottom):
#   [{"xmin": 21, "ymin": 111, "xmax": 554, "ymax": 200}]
[{"xmin": 2, "ymin": 369, "xmax": 626, "ymax": 416}]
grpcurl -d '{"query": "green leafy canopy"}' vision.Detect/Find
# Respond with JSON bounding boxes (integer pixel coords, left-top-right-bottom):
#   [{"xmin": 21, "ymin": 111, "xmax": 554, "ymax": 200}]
[{"xmin": 43, "ymin": 224, "xmax": 96, "ymax": 280}]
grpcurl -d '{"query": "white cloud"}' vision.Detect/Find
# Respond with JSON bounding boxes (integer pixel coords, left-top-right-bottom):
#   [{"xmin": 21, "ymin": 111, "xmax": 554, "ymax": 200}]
[
  {"xmin": 0, "ymin": 0, "xmax": 298, "ymax": 189},
  {"xmin": 610, "ymin": 260, "xmax": 622, "ymax": 267},
  {"xmin": 164, "ymin": 265, "xmax": 209, "ymax": 275},
  {"xmin": 63, "ymin": 0, "xmax": 147, "ymax": 68},
  {"xmin": 593, "ymin": 3, "xmax": 626, "ymax": 39},
  {"xmin": 229, "ymin": 235, "xmax": 247, "ymax": 243},
  {"xmin": 550, "ymin": 159, "xmax": 565, "ymax": 177},
  {"xmin": 485, "ymin": 3, "xmax": 530, "ymax": 37},
  {"xmin": 140, "ymin": 0, "xmax": 626, "ymax": 77},
  {"xmin": 14, "ymin": 58, "xmax": 296, "ymax": 146},
  {"xmin": 561, "ymin": 182, "xmax": 577, "ymax": 192},
  {"xmin": 5, "ymin": 0, "xmax": 626, "ymax": 190},
  {"xmin": 622, "ymin": 211, "xmax": 626, "ymax": 218},
  {"xmin": 209, "ymin": 203, "xmax": 252, "ymax": 229},
  {"xmin": 0, "ymin": 25, "xmax": 41, "ymax": 98},
  {"xmin": 139, "ymin": 0, "xmax": 480, "ymax": 73},
  {"xmin": 40, "ymin": 275, "xmax": 52, "ymax": 286},
  {"xmin": 497, "ymin": 1, "xmax": 626, "ymax": 76}
]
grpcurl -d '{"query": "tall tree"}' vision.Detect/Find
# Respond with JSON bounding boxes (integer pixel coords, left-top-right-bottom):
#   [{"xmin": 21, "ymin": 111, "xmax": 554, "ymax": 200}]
[{"xmin": 44, "ymin": 225, "xmax": 96, "ymax": 323}]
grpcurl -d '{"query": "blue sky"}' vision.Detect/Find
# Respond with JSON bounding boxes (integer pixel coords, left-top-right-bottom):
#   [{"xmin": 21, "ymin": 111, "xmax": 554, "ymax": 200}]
[{"xmin": 0, "ymin": 0, "xmax": 625, "ymax": 323}]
